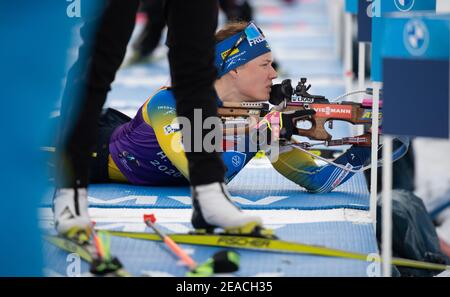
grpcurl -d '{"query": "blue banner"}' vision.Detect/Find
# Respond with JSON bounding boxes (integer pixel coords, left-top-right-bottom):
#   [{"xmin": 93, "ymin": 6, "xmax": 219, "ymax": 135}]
[
  {"xmin": 357, "ymin": 0, "xmax": 372, "ymax": 42},
  {"xmin": 346, "ymin": 0, "xmax": 358, "ymax": 14},
  {"xmin": 382, "ymin": 15, "xmax": 450, "ymax": 59},
  {"xmin": 0, "ymin": 0, "xmax": 103, "ymax": 276},
  {"xmin": 371, "ymin": 0, "xmax": 436, "ymax": 81},
  {"xmin": 382, "ymin": 14, "xmax": 450, "ymax": 138}
]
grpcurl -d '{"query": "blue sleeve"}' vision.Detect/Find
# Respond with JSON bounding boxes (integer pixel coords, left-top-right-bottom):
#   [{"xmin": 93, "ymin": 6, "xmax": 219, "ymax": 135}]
[
  {"xmin": 222, "ymin": 133, "xmax": 257, "ymax": 183},
  {"xmin": 272, "ymin": 146, "xmax": 371, "ymax": 193}
]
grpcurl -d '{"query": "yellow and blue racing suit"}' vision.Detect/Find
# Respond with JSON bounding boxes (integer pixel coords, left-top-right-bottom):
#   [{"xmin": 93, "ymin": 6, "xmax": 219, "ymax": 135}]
[{"xmin": 108, "ymin": 88, "xmax": 370, "ymax": 193}]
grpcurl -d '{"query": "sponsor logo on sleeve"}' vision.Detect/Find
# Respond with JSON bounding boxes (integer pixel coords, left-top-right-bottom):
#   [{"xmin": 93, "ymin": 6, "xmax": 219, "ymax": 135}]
[{"xmin": 164, "ymin": 123, "xmax": 181, "ymax": 135}]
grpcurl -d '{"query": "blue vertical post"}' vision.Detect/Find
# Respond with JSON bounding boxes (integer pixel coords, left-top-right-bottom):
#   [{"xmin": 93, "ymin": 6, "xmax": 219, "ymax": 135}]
[
  {"xmin": 0, "ymin": 0, "xmax": 101, "ymax": 276},
  {"xmin": 371, "ymin": 1, "xmax": 436, "ymax": 276},
  {"xmin": 357, "ymin": 0, "xmax": 374, "ymax": 95},
  {"xmin": 372, "ymin": 0, "xmax": 438, "ymax": 276},
  {"xmin": 344, "ymin": 0, "xmax": 358, "ymax": 94},
  {"xmin": 381, "ymin": 13, "xmax": 449, "ymax": 275}
]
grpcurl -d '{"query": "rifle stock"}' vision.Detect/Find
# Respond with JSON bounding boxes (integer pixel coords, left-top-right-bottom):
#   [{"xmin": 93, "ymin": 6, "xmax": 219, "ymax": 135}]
[{"xmin": 284, "ymin": 102, "xmax": 372, "ymax": 141}]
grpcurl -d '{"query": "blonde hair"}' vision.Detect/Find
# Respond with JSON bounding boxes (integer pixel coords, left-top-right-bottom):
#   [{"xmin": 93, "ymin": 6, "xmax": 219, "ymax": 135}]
[{"xmin": 215, "ymin": 21, "xmax": 248, "ymax": 43}]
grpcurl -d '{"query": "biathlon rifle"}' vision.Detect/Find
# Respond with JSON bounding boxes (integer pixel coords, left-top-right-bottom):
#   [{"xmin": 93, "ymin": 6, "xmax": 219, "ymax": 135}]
[{"xmin": 218, "ymin": 77, "xmax": 378, "ymax": 148}]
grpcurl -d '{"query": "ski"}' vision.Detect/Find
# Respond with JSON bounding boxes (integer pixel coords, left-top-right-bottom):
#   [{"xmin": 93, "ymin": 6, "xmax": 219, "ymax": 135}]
[
  {"xmin": 106, "ymin": 230, "xmax": 450, "ymax": 272},
  {"xmin": 44, "ymin": 235, "xmax": 132, "ymax": 277}
]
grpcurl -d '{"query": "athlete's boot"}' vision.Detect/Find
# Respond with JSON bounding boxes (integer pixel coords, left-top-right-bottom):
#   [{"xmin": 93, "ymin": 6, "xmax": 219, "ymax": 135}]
[
  {"xmin": 191, "ymin": 182, "xmax": 269, "ymax": 236},
  {"xmin": 53, "ymin": 188, "xmax": 92, "ymax": 243}
]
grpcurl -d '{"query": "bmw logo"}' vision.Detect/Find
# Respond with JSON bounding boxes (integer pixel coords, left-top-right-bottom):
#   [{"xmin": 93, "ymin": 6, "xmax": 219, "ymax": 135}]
[
  {"xmin": 231, "ymin": 155, "xmax": 242, "ymax": 167},
  {"xmin": 394, "ymin": 0, "xmax": 415, "ymax": 12},
  {"xmin": 403, "ymin": 18, "xmax": 429, "ymax": 56}
]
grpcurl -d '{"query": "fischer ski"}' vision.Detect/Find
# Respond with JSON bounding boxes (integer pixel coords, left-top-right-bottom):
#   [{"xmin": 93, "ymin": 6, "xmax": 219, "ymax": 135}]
[
  {"xmin": 105, "ymin": 230, "xmax": 450, "ymax": 272},
  {"xmin": 44, "ymin": 231, "xmax": 132, "ymax": 277}
]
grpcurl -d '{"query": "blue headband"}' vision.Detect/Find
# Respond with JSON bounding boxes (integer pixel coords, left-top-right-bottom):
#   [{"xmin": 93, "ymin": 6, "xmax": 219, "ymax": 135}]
[{"xmin": 215, "ymin": 22, "xmax": 271, "ymax": 78}]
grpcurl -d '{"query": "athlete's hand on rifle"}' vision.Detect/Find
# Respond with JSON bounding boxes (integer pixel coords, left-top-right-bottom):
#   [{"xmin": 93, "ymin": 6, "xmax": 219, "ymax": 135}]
[{"xmin": 257, "ymin": 109, "xmax": 316, "ymax": 143}]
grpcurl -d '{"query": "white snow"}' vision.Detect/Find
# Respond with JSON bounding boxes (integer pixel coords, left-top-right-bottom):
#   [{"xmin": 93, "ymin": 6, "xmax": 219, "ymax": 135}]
[
  {"xmin": 39, "ymin": 207, "xmax": 372, "ymax": 234},
  {"xmin": 414, "ymin": 138, "xmax": 450, "ymax": 203}
]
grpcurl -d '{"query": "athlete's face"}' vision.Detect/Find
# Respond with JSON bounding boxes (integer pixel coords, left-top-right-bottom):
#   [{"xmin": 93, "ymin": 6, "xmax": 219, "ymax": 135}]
[{"xmin": 233, "ymin": 52, "xmax": 277, "ymax": 101}]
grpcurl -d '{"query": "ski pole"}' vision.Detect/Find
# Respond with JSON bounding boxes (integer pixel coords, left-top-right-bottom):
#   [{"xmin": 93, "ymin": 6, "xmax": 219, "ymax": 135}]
[
  {"xmin": 143, "ymin": 214, "xmax": 197, "ymax": 270},
  {"xmin": 90, "ymin": 221, "xmax": 107, "ymax": 260}
]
